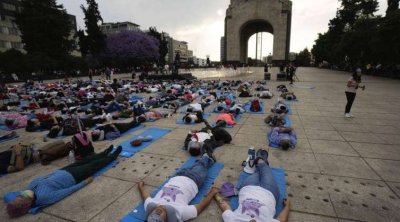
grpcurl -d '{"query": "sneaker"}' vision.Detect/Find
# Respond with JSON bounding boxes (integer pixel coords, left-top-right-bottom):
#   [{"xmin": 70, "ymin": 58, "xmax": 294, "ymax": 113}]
[
  {"xmin": 348, "ymin": 113, "xmax": 354, "ymax": 117},
  {"xmin": 255, "ymin": 149, "xmax": 269, "ymax": 165},
  {"xmin": 345, "ymin": 113, "xmax": 352, "ymax": 118},
  {"xmin": 203, "ymin": 146, "xmax": 216, "ymax": 163}
]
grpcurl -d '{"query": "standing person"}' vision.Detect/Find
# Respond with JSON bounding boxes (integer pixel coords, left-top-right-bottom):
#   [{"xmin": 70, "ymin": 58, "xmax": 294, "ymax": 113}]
[
  {"xmin": 345, "ymin": 68, "xmax": 365, "ymax": 118},
  {"xmin": 288, "ymin": 64, "xmax": 295, "ymax": 84},
  {"xmin": 88, "ymin": 68, "xmax": 93, "ymax": 81},
  {"xmin": 105, "ymin": 67, "xmax": 111, "ymax": 80}
]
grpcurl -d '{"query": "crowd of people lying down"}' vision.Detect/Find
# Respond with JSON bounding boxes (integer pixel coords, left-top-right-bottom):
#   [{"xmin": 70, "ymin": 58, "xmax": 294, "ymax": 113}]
[{"xmin": 1, "ymin": 77, "xmax": 298, "ymax": 221}]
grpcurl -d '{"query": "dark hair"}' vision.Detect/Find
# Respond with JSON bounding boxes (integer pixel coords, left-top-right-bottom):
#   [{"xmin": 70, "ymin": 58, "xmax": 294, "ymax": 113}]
[
  {"xmin": 47, "ymin": 127, "xmax": 60, "ymax": 138},
  {"xmin": 217, "ymin": 106, "xmax": 223, "ymax": 111},
  {"xmin": 281, "ymin": 142, "xmax": 290, "ymax": 150},
  {"xmin": 91, "ymin": 132, "xmax": 100, "ymax": 141},
  {"xmin": 187, "ymin": 107, "xmax": 193, "ymax": 112},
  {"xmin": 352, "ymin": 73, "xmax": 361, "ymax": 83},
  {"xmin": 7, "ymin": 200, "xmax": 31, "ymax": 218},
  {"xmin": 216, "ymin": 120, "xmax": 227, "ymax": 127},
  {"xmin": 137, "ymin": 116, "xmax": 146, "ymax": 123},
  {"xmin": 185, "ymin": 116, "xmax": 192, "ymax": 123},
  {"xmin": 189, "ymin": 146, "xmax": 201, "ymax": 156}
]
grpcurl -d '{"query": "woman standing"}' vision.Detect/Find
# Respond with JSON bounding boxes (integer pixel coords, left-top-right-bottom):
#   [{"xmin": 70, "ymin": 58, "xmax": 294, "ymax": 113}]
[{"xmin": 345, "ymin": 68, "xmax": 365, "ymax": 118}]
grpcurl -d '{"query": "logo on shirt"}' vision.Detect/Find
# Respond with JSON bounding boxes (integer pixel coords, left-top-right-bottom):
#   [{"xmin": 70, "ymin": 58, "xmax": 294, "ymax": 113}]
[
  {"xmin": 161, "ymin": 186, "xmax": 183, "ymax": 202},
  {"xmin": 242, "ymin": 199, "xmax": 265, "ymax": 218}
]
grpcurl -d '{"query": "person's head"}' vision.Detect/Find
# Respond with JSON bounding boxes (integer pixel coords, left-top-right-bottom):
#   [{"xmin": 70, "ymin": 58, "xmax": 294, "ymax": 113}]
[
  {"xmin": 217, "ymin": 106, "xmax": 224, "ymax": 112},
  {"xmin": 188, "ymin": 141, "xmax": 202, "ymax": 156},
  {"xmin": 216, "ymin": 120, "xmax": 227, "ymax": 127},
  {"xmin": 91, "ymin": 130, "xmax": 101, "ymax": 141},
  {"xmin": 186, "ymin": 107, "xmax": 193, "ymax": 112},
  {"xmin": 6, "ymin": 190, "xmax": 35, "ymax": 218},
  {"xmin": 137, "ymin": 116, "xmax": 147, "ymax": 123},
  {"xmin": 184, "ymin": 116, "xmax": 193, "ymax": 124},
  {"xmin": 280, "ymin": 139, "xmax": 290, "ymax": 150},
  {"xmin": 113, "ymin": 78, "xmax": 117, "ymax": 83},
  {"xmin": 47, "ymin": 126, "xmax": 60, "ymax": 138},
  {"xmin": 146, "ymin": 203, "xmax": 178, "ymax": 222}
]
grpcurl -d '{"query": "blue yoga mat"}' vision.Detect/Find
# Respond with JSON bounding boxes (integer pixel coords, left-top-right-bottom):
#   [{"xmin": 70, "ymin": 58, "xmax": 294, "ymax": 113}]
[
  {"xmin": 0, "ymin": 125, "xmax": 10, "ymax": 131},
  {"xmin": 176, "ymin": 113, "xmax": 211, "ymax": 125},
  {"xmin": 120, "ymin": 158, "xmax": 224, "ymax": 222},
  {"xmin": 0, "ymin": 135, "xmax": 19, "ymax": 143},
  {"xmin": 243, "ymin": 101, "xmax": 265, "ymax": 114},
  {"xmin": 283, "ymin": 116, "xmax": 292, "ymax": 128},
  {"xmin": 3, "ymin": 159, "xmax": 119, "ymax": 214},
  {"xmin": 117, "ymin": 127, "xmax": 171, "ymax": 158},
  {"xmin": 130, "ymin": 95, "xmax": 145, "ymax": 102},
  {"xmin": 286, "ymin": 103, "xmax": 293, "ymax": 115},
  {"xmin": 229, "ymin": 168, "xmax": 286, "ymax": 218}
]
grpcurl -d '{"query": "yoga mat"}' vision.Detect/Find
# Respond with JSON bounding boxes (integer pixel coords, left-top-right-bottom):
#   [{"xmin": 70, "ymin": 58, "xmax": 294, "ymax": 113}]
[
  {"xmin": 110, "ymin": 124, "xmax": 146, "ymax": 140},
  {"xmin": 287, "ymin": 104, "xmax": 293, "ymax": 115},
  {"xmin": 291, "ymin": 84, "xmax": 316, "ymax": 90},
  {"xmin": 120, "ymin": 158, "xmax": 224, "ymax": 222},
  {"xmin": 117, "ymin": 128, "xmax": 171, "ymax": 158},
  {"xmin": 243, "ymin": 101, "xmax": 265, "ymax": 114},
  {"xmin": 283, "ymin": 116, "xmax": 292, "ymax": 128},
  {"xmin": 0, "ymin": 135, "xmax": 19, "ymax": 143},
  {"xmin": 130, "ymin": 95, "xmax": 145, "ymax": 102},
  {"xmin": 176, "ymin": 113, "xmax": 211, "ymax": 125},
  {"xmin": 229, "ymin": 168, "xmax": 286, "ymax": 218},
  {"xmin": 3, "ymin": 159, "xmax": 120, "ymax": 214}
]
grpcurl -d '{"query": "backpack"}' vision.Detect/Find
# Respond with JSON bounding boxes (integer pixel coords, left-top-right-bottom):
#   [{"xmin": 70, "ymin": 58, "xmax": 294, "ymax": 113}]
[
  {"xmin": 250, "ymin": 99, "xmax": 261, "ymax": 112},
  {"xmin": 62, "ymin": 118, "xmax": 83, "ymax": 136},
  {"xmin": 69, "ymin": 132, "xmax": 94, "ymax": 160}
]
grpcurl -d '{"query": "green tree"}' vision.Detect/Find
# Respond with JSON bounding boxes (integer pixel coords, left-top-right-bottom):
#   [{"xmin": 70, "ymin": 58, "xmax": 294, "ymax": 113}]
[
  {"xmin": 81, "ymin": 0, "xmax": 105, "ymax": 56},
  {"xmin": 296, "ymin": 48, "xmax": 311, "ymax": 66},
  {"xmin": 147, "ymin": 27, "xmax": 169, "ymax": 66},
  {"xmin": 16, "ymin": 0, "xmax": 73, "ymax": 58}
]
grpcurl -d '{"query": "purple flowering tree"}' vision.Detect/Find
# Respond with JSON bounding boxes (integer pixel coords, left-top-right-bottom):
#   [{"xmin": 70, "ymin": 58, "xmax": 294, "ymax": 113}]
[{"xmin": 106, "ymin": 30, "xmax": 160, "ymax": 61}]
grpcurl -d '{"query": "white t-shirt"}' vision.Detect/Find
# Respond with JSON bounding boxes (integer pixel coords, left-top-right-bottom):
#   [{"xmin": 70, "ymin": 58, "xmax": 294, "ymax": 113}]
[
  {"xmin": 222, "ymin": 186, "xmax": 279, "ymax": 222},
  {"xmin": 345, "ymin": 77, "xmax": 358, "ymax": 93},
  {"xmin": 191, "ymin": 132, "xmax": 211, "ymax": 143},
  {"xmin": 189, "ymin": 103, "xmax": 203, "ymax": 112},
  {"xmin": 144, "ymin": 176, "xmax": 198, "ymax": 221}
]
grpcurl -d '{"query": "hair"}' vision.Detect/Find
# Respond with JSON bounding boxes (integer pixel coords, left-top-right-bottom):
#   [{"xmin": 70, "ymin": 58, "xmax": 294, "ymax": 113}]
[
  {"xmin": 217, "ymin": 106, "xmax": 223, "ymax": 111},
  {"xmin": 91, "ymin": 132, "xmax": 100, "ymax": 141},
  {"xmin": 6, "ymin": 199, "xmax": 32, "ymax": 218},
  {"xmin": 216, "ymin": 120, "xmax": 227, "ymax": 127},
  {"xmin": 186, "ymin": 107, "xmax": 193, "ymax": 112},
  {"xmin": 188, "ymin": 142, "xmax": 201, "ymax": 156},
  {"xmin": 281, "ymin": 140, "xmax": 290, "ymax": 150},
  {"xmin": 185, "ymin": 116, "xmax": 192, "ymax": 124},
  {"xmin": 352, "ymin": 72, "xmax": 362, "ymax": 83},
  {"xmin": 47, "ymin": 127, "xmax": 60, "ymax": 138},
  {"xmin": 137, "ymin": 116, "xmax": 147, "ymax": 123}
]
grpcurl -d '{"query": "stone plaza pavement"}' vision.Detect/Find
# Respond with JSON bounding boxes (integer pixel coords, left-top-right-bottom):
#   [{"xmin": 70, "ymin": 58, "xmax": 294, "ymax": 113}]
[{"xmin": 1, "ymin": 67, "xmax": 400, "ymax": 222}]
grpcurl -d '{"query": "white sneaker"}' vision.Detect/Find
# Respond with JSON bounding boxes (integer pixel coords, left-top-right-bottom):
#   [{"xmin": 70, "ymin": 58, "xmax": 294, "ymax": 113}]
[
  {"xmin": 348, "ymin": 113, "xmax": 354, "ymax": 117},
  {"xmin": 345, "ymin": 113, "xmax": 352, "ymax": 118}
]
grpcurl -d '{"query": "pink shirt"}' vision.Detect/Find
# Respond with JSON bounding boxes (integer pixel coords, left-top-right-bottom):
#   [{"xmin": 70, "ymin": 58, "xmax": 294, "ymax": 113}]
[{"xmin": 216, "ymin": 113, "xmax": 236, "ymax": 125}]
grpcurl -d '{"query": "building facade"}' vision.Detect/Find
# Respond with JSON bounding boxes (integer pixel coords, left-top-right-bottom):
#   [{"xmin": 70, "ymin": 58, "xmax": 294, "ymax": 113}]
[
  {"xmin": 0, "ymin": 0, "xmax": 80, "ymax": 56},
  {"xmin": 0, "ymin": 0, "xmax": 22, "ymax": 52},
  {"xmin": 220, "ymin": 36, "xmax": 225, "ymax": 62},
  {"xmin": 167, "ymin": 37, "xmax": 193, "ymax": 64},
  {"xmin": 100, "ymin": 22, "xmax": 140, "ymax": 35},
  {"xmin": 193, "ymin": 56, "xmax": 207, "ymax": 67}
]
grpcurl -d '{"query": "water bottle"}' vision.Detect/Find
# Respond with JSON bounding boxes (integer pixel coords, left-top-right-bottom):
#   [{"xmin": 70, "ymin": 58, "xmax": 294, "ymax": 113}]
[{"xmin": 69, "ymin": 150, "xmax": 75, "ymax": 163}]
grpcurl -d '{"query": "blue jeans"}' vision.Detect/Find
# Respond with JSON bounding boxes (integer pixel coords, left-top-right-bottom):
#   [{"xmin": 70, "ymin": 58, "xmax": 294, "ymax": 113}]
[
  {"xmin": 105, "ymin": 101, "xmax": 122, "ymax": 113},
  {"xmin": 239, "ymin": 161, "xmax": 279, "ymax": 201},
  {"xmin": 176, "ymin": 156, "xmax": 213, "ymax": 188}
]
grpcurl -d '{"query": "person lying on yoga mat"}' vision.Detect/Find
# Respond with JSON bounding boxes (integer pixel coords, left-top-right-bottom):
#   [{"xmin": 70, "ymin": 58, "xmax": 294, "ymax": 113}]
[
  {"xmin": 91, "ymin": 119, "xmax": 141, "ymax": 141},
  {"xmin": 138, "ymin": 152, "xmax": 219, "ymax": 222},
  {"xmin": 182, "ymin": 111, "xmax": 205, "ymax": 124},
  {"xmin": 184, "ymin": 119, "xmax": 232, "ymax": 156},
  {"xmin": 257, "ymin": 90, "xmax": 274, "ymax": 99},
  {"xmin": 137, "ymin": 109, "xmax": 173, "ymax": 123},
  {"xmin": 5, "ymin": 146, "xmax": 122, "ymax": 218},
  {"xmin": 214, "ymin": 149, "xmax": 291, "ymax": 222},
  {"xmin": 0, "ymin": 144, "xmax": 40, "ymax": 175},
  {"xmin": 265, "ymin": 114, "xmax": 286, "ymax": 127},
  {"xmin": 215, "ymin": 101, "xmax": 245, "ymax": 114},
  {"xmin": 270, "ymin": 127, "xmax": 297, "ymax": 150},
  {"xmin": 186, "ymin": 103, "xmax": 204, "ymax": 112},
  {"xmin": 280, "ymin": 92, "xmax": 296, "ymax": 101},
  {"xmin": 271, "ymin": 101, "xmax": 289, "ymax": 115},
  {"xmin": 215, "ymin": 113, "xmax": 237, "ymax": 126}
]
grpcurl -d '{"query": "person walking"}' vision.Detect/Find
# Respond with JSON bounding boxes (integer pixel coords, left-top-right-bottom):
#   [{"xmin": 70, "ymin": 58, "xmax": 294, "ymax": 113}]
[{"xmin": 345, "ymin": 68, "xmax": 365, "ymax": 118}]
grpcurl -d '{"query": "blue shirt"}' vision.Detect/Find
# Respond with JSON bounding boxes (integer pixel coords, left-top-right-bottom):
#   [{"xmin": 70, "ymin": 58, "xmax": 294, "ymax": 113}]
[
  {"xmin": 27, "ymin": 170, "xmax": 86, "ymax": 207},
  {"xmin": 270, "ymin": 127, "xmax": 297, "ymax": 148}
]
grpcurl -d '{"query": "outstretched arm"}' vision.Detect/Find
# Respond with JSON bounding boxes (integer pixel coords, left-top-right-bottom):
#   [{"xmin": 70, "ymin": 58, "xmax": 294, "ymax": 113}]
[
  {"xmin": 138, "ymin": 181, "xmax": 150, "ymax": 201},
  {"xmin": 195, "ymin": 187, "xmax": 219, "ymax": 215},
  {"xmin": 277, "ymin": 199, "xmax": 291, "ymax": 222},
  {"xmin": 214, "ymin": 193, "xmax": 231, "ymax": 212}
]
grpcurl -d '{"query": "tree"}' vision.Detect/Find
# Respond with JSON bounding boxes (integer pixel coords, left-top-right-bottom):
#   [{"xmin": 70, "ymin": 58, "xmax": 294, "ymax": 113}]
[
  {"xmin": 76, "ymin": 29, "xmax": 89, "ymax": 57},
  {"xmin": 81, "ymin": 0, "xmax": 105, "ymax": 56},
  {"xmin": 296, "ymin": 48, "xmax": 311, "ymax": 66},
  {"xmin": 147, "ymin": 27, "xmax": 169, "ymax": 65},
  {"xmin": 387, "ymin": 0, "xmax": 400, "ymax": 14},
  {"xmin": 106, "ymin": 30, "xmax": 160, "ymax": 61},
  {"xmin": 16, "ymin": 0, "xmax": 73, "ymax": 58}
]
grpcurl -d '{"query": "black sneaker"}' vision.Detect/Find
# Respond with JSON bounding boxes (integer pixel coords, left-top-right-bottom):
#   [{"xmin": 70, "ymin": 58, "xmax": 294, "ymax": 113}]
[
  {"xmin": 255, "ymin": 149, "xmax": 269, "ymax": 165},
  {"xmin": 203, "ymin": 145, "xmax": 216, "ymax": 163}
]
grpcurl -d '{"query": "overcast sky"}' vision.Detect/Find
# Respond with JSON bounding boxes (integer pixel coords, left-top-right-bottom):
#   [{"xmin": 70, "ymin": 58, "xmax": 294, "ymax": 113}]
[{"xmin": 58, "ymin": 0, "xmax": 388, "ymax": 61}]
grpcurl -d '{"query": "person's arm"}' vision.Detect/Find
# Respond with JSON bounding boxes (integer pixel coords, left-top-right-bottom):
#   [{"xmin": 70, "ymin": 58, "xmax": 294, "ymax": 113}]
[
  {"xmin": 279, "ymin": 127, "xmax": 293, "ymax": 133},
  {"xmin": 214, "ymin": 193, "xmax": 231, "ymax": 212},
  {"xmin": 277, "ymin": 199, "xmax": 290, "ymax": 222},
  {"xmin": 195, "ymin": 187, "xmax": 219, "ymax": 215},
  {"xmin": 138, "ymin": 181, "xmax": 150, "ymax": 201}
]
